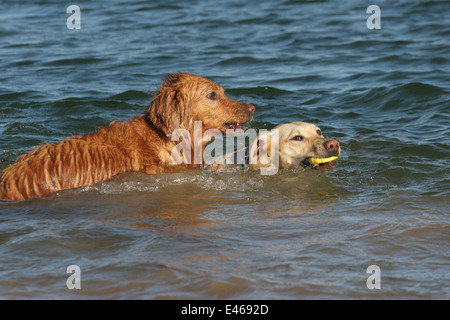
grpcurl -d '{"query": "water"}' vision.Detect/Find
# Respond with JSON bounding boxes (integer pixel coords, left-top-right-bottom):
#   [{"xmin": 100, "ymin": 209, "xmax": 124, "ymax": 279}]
[{"xmin": 0, "ymin": 0, "xmax": 449, "ymax": 299}]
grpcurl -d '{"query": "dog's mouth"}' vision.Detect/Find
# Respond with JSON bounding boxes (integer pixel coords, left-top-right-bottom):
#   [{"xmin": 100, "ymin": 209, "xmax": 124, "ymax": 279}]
[
  {"xmin": 303, "ymin": 156, "xmax": 339, "ymax": 171},
  {"xmin": 224, "ymin": 122, "xmax": 248, "ymax": 132}
]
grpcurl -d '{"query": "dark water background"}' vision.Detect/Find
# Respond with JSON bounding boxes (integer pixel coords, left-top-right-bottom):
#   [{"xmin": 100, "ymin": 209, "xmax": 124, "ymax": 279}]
[{"xmin": 0, "ymin": 0, "xmax": 449, "ymax": 299}]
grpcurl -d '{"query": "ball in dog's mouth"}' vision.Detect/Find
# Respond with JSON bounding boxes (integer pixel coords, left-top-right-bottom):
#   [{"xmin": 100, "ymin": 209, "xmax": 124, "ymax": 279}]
[
  {"xmin": 307, "ymin": 156, "xmax": 338, "ymax": 165},
  {"xmin": 303, "ymin": 156, "xmax": 339, "ymax": 171}
]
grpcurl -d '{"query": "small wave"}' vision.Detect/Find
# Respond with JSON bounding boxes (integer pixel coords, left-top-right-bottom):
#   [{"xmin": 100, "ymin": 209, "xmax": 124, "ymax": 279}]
[
  {"xmin": 214, "ymin": 56, "xmax": 267, "ymax": 66},
  {"xmin": 228, "ymin": 86, "xmax": 293, "ymax": 97},
  {"xmin": 2, "ymin": 122, "xmax": 58, "ymax": 136},
  {"xmin": 73, "ymin": 168, "xmax": 348, "ymax": 203},
  {"xmin": 337, "ymin": 82, "xmax": 446, "ymax": 114},
  {"xmin": 109, "ymin": 90, "xmax": 151, "ymax": 101},
  {"xmin": 78, "ymin": 171, "xmax": 266, "ymax": 195},
  {"xmin": 390, "ymin": 82, "xmax": 444, "ymax": 96},
  {"xmin": 0, "ymin": 91, "xmax": 47, "ymax": 102},
  {"xmin": 42, "ymin": 57, "xmax": 107, "ymax": 67}
]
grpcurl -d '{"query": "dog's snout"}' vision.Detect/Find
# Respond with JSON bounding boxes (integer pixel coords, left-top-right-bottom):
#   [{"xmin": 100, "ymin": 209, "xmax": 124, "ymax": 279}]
[
  {"xmin": 246, "ymin": 104, "xmax": 255, "ymax": 115},
  {"xmin": 325, "ymin": 139, "xmax": 340, "ymax": 153}
]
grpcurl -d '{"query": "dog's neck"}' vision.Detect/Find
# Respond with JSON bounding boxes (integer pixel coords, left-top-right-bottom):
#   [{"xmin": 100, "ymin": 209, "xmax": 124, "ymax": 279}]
[{"xmin": 138, "ymin": 116, "xmax": 214, "ymax": 171}]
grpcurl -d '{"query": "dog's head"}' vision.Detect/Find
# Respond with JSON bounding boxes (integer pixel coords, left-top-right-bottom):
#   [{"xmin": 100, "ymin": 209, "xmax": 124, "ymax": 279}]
[
  {"xmin": 250, "ymin": 122, "xmax": 341, "ymax": 171},
  {"xmin": 147, "ymin": 72, "xmax": 255, "ymax": 136}
]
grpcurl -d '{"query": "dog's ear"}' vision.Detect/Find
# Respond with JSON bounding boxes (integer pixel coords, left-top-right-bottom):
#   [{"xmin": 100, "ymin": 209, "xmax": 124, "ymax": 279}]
[
  {"xmin": 147, "ymin": 74, "xmax": 190, "ymax": 136},
  {"xmin": 249, "ymin": 130, "xmax": 270, "ymax": 165},
  {"xmin": 249, "ymin": 129, "xmax": 279, "ymax": 172}
]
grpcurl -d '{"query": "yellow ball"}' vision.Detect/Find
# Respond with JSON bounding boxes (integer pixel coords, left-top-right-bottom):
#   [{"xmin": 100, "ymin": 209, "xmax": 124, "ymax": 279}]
[{"xmin": 307, "ymin": 156, "xmax": 339, "ymax": 165}]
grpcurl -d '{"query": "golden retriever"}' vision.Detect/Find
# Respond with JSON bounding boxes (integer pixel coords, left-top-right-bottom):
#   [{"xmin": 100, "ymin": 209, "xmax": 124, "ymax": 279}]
[
  {"xmin": 249, "ymin": 122, "xmax": 341, "ymax": 172},
  {"xmin": 0, "ymin": 72, "xmax": 255, "ymax": 200}
]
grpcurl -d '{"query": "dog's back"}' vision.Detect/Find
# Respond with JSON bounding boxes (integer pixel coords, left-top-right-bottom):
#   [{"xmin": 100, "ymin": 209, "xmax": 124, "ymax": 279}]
[
  {"xmin": 0, "ymin": 116, "xmax": 164, "ymax": 200},
  {"xmin": 1, "ymin": 123, "xmax": 133, "ymax": 201}
]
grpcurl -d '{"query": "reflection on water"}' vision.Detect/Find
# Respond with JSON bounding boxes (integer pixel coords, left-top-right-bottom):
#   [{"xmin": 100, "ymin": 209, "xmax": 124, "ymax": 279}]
[
  {"xmin": 0, "ymin": 166, "xmax": 449, "ymax": 299},
  {"xmin": 80, "ymin": 169, "xmax": 347, "ymax": 233}
]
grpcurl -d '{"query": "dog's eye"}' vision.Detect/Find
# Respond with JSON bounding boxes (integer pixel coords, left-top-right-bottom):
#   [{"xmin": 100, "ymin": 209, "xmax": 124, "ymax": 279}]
[
  {"xmin": 317, "ymin": 129, "xmax": 322, "ymax": 136},
  {"xmin": 292, "ymin": 135, "xmax": 304, "ymax": 141},
  {"xmin": 206, "ymin": 92, "xmax": 218, "ymax": 100}
]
